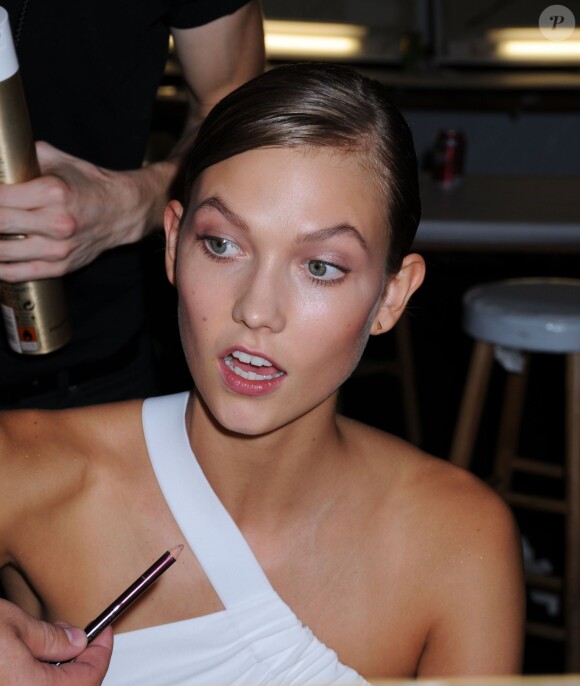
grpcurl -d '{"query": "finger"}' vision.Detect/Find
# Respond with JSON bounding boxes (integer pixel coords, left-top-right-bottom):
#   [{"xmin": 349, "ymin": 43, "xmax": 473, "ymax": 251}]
[
  {"xmin": 0, "ymin": 233, "xmax": 67, "ymax": 262},
  {"xmin": 0, "ymin": 203, "xmax": 41, "ymax": 233},
  {"xmin": 55, "ymin": 627, "xmax": 113, "ymax": 685},
  {"xmin": 0, "ymin": 175, "xmax": 59, "ymax": 210},
  {"xmin": 35, "ymin": 140, "xmax": 74, "ymax": 169},
  {"xmin": 35, "ymin": 140, "xmax": 59, "ymax": 158},
  {"xmin": 5, "ymin": 607, "xmax": 87, "ymax": 664},
  {"xmin": 0, "ymin": 230, "xmax": 73, "ymax": 280},
  {"xmin": 0, "ymin": 259, "xmax": 68, "ymax": 282},
  {"xmin": 0, "ymin": 202, "xmax": 74, "ymax": 237}
]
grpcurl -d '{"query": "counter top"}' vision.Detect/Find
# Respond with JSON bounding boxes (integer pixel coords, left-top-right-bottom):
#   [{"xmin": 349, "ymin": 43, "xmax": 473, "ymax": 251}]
[{"xmin": 415, "ymin": 174, "xmax": 580, "ymax": 251}]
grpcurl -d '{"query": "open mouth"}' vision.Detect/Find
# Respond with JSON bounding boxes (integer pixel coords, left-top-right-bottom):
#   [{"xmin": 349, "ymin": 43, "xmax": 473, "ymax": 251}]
[{"xmin": 224, "ymin": 350, "xmax": 285, "ymax": 381}]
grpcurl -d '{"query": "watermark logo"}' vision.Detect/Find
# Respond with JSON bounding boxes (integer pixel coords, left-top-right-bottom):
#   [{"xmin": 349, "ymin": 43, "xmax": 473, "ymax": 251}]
[{"xmin": 539, "ymin": 5, "xmax": 576, "ymax": 40}]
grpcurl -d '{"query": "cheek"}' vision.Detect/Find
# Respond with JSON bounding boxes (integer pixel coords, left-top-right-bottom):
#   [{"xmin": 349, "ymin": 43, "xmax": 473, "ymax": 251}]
[
  {"xmin": 337, "ymin": 309, "xmax": 375, "ymax": 371},
  {"xmin": 176, "ymin": 251, "xmax": 221, "ymax": 318},
  {"xmin": 298, "ymin": 291, "xmax": 375, "ymax": 383},
  {"xmin": 175, "ymin": 273, "xmax": 214, "ymax": 349},
  {"xmin": 333, "ymin": 278, "xmax": 386, "ymax": 366},
  {"xmin": 176, "ymin": 285, "xmax": 217, "ymax": 388}
]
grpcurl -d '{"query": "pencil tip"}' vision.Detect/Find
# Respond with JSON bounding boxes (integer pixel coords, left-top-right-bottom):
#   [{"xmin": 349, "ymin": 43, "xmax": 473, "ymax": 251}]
[{"xmin": 170, "ymin": 544, "xmax": 184, "ymax": 559}]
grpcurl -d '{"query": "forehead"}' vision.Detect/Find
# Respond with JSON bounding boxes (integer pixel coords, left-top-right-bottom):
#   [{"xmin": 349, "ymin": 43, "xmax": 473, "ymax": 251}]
[{"xmin": 191, "ymin": 146, "xmax": 388, "ymax": 242}]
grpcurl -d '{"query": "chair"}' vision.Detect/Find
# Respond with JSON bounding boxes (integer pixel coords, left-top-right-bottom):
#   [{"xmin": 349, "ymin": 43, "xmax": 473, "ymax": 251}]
[{"xmin": 449, "ymin": 277, "xmax": 580, "ymax": 672}]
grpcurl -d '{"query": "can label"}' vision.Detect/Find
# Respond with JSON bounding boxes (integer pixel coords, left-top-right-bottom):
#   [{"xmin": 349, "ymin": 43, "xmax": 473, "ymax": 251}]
[
  {"xmin": 432, "ymin": 129, "xmax": 466, "ymax": 190},
  {"xmin": 0, "ymin": 279, "xmax": 72, "ymax": 354}
]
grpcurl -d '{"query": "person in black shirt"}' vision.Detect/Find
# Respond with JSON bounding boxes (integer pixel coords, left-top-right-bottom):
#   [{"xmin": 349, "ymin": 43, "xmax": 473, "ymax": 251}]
[{"xmin": 0, "ymin": 0, "xmax": 265, "ymax": 409}]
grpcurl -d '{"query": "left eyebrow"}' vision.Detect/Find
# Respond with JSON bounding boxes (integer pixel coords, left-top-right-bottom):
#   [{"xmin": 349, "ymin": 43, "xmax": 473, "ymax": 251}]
[{"xmin": 295, "ymin": 224, "xmax": 369, "ymax": 252}]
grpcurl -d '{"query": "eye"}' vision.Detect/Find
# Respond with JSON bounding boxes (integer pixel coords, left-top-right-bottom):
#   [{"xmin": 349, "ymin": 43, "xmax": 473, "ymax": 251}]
[
  {"xmin": 307, "ymin": 259, "xmax": 347, "ymax": 284},
  {"xmin": 201, "ymin": 235, "xmax": 240, "ymax": 257}
]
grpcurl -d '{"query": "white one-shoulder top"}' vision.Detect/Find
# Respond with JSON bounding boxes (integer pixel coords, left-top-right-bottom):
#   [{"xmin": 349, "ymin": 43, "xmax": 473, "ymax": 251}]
[{"xmin": 102, "ymin": 392, "xmax": 368, "ymax": 686}]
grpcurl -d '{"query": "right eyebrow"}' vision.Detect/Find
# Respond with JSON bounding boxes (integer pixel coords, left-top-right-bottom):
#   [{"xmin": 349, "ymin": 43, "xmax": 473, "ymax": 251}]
[{"xmin": 194, "ymin": 196, "xmax": 249, "ymax": 233}]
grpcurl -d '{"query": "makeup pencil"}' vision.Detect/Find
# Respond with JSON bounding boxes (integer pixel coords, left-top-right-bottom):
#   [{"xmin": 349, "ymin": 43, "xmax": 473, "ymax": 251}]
[
  {"xmin": 84, "ymin": 544, "xmax": 184, "ymax": 642},
  {"xmin": 49, "ymin": 544, "xmax": 183, "ymax": 665}
]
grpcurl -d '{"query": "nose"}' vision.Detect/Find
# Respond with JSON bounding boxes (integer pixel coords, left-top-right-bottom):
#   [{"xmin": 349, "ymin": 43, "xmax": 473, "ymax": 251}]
[{"xmin": 231, "ymin": 262, "xmax": 286, "ymax": 333}]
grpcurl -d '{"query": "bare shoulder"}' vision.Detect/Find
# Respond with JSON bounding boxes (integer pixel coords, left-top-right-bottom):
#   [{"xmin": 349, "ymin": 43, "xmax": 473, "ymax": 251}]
[
  {"xmin": 0, "ymin": 399, "xmax": 143, "ymax": 461},
  {"xmin": 339, "ymin": 418, "xmax": 525, "ymax": 675},
  {"xmin": 0, "ymin": 400, "xmax": 144, "ymax": 549},
  {"xmin": 340, "ymin": 423, "xmax": 521, "ymax": 592},
  {"xmin": 342, "ymin": 417, "xmax": 519, "ymax": 548}
]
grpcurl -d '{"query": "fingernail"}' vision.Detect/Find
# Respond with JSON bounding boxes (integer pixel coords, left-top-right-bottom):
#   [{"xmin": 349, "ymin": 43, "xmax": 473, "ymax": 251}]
[{"xmin": 63, "ymin": 626, "xmax": 87, "ymax": 647}]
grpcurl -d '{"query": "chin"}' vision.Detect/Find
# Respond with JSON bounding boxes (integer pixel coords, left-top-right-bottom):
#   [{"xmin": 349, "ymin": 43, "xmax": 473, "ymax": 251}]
[{"xmin": 210, "ymin": 403, "xmax": 284, "ymax": 438}]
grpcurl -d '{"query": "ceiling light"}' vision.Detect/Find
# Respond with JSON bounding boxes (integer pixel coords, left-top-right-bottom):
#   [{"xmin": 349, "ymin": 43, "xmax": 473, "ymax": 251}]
[{"xmin": 264, "ymin": 20, "xmax": 366, "ymax": 59}]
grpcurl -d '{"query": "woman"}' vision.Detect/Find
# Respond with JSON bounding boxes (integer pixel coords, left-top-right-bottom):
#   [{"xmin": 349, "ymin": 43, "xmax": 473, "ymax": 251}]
[{"xmin": 0, "ymin": 62, "xmax": 525, "ymax": 685}]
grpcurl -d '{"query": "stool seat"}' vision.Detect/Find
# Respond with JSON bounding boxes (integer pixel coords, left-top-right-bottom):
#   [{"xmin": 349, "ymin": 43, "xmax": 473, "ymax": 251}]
[{"xmin": 463, "ymin": 278, "xmax": 580, "ymax": 353}]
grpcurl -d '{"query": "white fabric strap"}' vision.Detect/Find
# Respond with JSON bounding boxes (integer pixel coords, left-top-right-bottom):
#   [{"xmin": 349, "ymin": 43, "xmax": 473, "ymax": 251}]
[{"xmin": 142, "ymin": 392, "xmax": 273, "ymax": 608}]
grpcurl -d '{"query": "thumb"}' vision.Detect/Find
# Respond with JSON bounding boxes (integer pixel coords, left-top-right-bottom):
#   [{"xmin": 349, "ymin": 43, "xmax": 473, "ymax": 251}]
[
  {"xmin": 35, "ymin": 140, "xmax": 59, "ymax": 160},
  {"xmin": 35, "ymin": 140, "xmax": 72, "ymax": 172},
  {"xmin": 20, "ymin": 615, "xmax": 88, "ymax": 663}
]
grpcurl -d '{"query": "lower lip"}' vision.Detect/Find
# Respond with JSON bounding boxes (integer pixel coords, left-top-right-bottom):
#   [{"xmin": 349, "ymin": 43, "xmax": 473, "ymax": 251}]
[{"xmin": 219, "ymin": 359, "xmax": 286, "ymax": 397}]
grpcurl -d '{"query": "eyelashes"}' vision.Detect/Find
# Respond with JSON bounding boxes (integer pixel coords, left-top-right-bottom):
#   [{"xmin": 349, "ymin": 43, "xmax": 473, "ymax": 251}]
[{"xmin": 306, "ymin": 259, "xmax": 348, "ymax": 286}]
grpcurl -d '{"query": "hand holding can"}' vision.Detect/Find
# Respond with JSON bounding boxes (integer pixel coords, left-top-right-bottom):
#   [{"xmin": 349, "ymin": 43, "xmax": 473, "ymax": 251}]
[{"xmin": 0, "ymin": 5, "xmax": 72, "ymax": 355}]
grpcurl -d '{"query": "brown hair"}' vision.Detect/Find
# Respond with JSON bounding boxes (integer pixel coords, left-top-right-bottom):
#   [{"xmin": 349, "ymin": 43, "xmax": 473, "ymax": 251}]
[{"xmin": 181, "ymin": 61, "xmax": 421, "ymax": 275}]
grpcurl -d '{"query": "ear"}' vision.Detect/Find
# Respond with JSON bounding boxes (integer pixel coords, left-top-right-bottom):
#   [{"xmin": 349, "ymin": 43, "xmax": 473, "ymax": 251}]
[
  {"xmin": 371, "ymin": 253, "xmax": 425, "ymax": 335},
  {"xmin": 163, "ymin": 200, "xmax": 184, "ymax": 287}
]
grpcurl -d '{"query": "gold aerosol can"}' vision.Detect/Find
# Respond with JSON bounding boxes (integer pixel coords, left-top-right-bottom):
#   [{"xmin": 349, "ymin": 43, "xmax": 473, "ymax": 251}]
[{"xmin": 0, "ymin": 6, "xmax": 71, "ymax": 354}]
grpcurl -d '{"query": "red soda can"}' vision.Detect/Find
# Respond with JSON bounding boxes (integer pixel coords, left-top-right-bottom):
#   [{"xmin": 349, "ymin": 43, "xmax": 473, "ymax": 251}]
[{"xmin": 432, "ymin": 129, "xmax": 465, "ymax": 189}]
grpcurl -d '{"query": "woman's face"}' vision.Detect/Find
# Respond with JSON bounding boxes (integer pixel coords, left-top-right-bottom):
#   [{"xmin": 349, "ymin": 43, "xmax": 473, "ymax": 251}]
[{"xmin": 165, "ymin": 146, "xmax": 390, "ymax": 436}]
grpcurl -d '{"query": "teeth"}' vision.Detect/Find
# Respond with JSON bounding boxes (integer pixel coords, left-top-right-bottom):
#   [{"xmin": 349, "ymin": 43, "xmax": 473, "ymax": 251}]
[
  {"xmin": 225, "ymin": 356, "xmax": 284, "ymax": 381},
  {"xmin": 231, "ymin": 350, "xmax": 271, "ymax": 367}
]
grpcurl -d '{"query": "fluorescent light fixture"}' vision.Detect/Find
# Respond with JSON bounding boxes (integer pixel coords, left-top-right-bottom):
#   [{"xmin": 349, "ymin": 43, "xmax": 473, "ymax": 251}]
[
  {"xmin": 497, "ymin": 39, "xmax": 580, "ymax": 58},
  {"xmin": 266, "ymin": 33, "xmax": 361, "ymax": 57},
  {"xmin": 264, "ymin": 19, "xmax": 366, "ymax": 58},
  {"xmin": 488, "ymin": 27, "xmax": 580, "ymax": 61}
]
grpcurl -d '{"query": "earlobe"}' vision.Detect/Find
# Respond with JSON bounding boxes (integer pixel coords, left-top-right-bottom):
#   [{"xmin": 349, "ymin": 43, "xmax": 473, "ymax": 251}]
[
  {"xmin": 371, "ymin": 253, "xmax": 426, "ymax": 335},
  {"xmin": 164, "ymin": 200, "xmax": 184, "ymax": 286}
]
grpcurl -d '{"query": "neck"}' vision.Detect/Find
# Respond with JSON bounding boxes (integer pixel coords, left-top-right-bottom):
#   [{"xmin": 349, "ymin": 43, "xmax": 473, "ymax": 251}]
[{"xmin": 185, "ymin": 391, "xmax": 348, "ymax": 528}]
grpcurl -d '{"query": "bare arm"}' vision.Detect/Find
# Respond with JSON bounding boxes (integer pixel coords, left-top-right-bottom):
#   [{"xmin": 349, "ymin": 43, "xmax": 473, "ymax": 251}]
[
  {"xmin": 0, "ymin": 0, "xmax": 265, "ymax": 282},
  {"xmin": 417, "ymin": 483, "xmax": 526, "ymax": 677},
  {"xmin": 169, "ymin": 0, "xmax": 266, "ymax": 157},
  {"xmin": 134, "ymin": 0, "xmax": 266, "ymax": 234}
]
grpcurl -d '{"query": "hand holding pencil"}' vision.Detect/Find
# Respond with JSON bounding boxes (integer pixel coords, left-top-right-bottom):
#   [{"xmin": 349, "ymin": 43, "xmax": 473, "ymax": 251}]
[
  {"xmin": 0, "ymin": 598, "xmax": 112, "ymax": 685},
  {"xmin": 0, "ymin": 544, "xmax": 182, "ymax": 683}
]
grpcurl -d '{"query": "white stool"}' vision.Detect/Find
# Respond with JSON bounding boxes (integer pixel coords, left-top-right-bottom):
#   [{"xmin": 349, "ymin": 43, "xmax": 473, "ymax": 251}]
[{"xmin": 449, "ymin": 277, "xmax": 580, "ymax": 672}]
